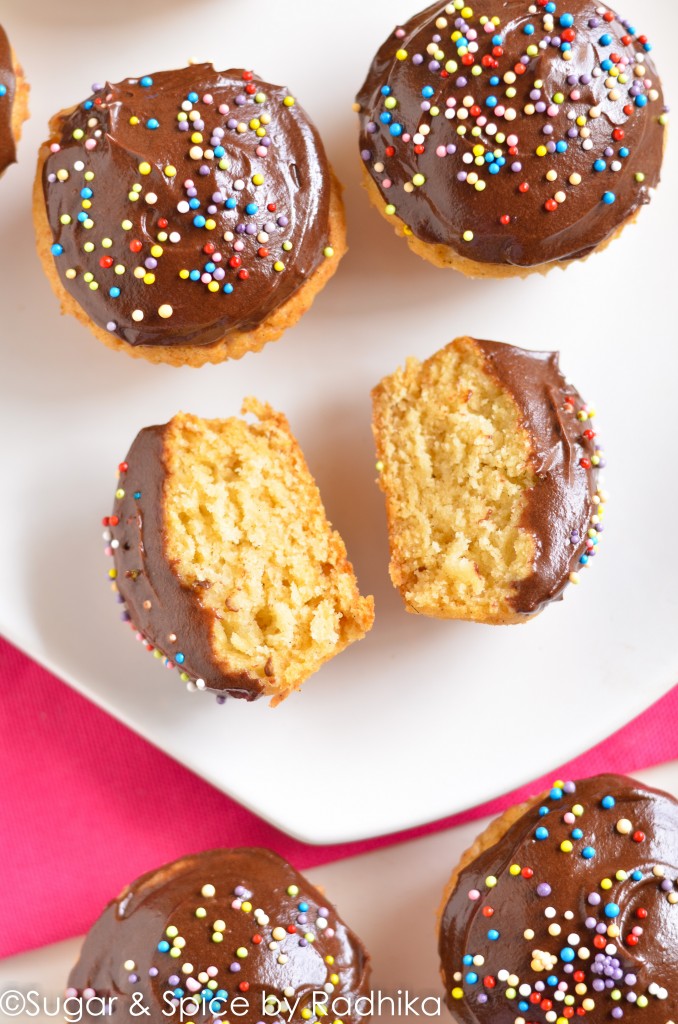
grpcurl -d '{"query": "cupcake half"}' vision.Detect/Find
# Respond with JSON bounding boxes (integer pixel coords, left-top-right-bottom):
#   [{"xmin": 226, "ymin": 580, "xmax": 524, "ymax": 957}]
[
  {"xmin": 372, "ymin": 337, "xmax": 606, "ymax": 623},
  {"xmin": 0, "ymin": 23, "xmax": 30, "ymax": 177},
  {"xmin": 36, "ymin": 64, "xmax": 345, "ymax": 366}
]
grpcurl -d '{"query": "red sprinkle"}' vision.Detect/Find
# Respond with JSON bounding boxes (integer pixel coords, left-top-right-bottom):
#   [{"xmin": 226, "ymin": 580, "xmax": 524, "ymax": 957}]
[
  {"xmin": 545, "ymin": 198, "xmax": 558, "ymax": 212},
  {"xmin": 157, "ymin": 218, "xmax": 168, "ymax": 229},
  {"xmin": 129, "ymin": 240, "xmax": 143, "ymax": 253},
  {"xmin": 633, "ymin": 830, "xmax": 645, "ymax": 843},
  {"xmin": 580, "ymin": 458, "xmax": 592, "ymax": 469},
  {"xmin": 118, "ymin": 462, "xmax": 128, "ymax": 473},
  {"xmin": 500, "ymin": 214, "xmax": 511, "ymax": 225},
  {"xmin": 519, "ymin": 181, "xmax": 530, "ymax": 193},
  {"xmin": 99, "ymin": 256, "xmax": 114, "ymax": 269},
  {"xmin": 109, "ymin": 515, "xmax": 119, "ymax": 527}
]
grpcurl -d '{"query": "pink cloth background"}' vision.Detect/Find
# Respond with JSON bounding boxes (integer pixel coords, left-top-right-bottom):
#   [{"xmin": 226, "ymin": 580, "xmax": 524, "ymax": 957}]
[{"xmin": 1, "ymin": 636, "xmax": 676, "ymax": 960}]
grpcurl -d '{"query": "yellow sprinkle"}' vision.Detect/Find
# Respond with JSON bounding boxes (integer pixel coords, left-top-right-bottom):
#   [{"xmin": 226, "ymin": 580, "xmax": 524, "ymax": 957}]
[
  {"xmin": 72, "ymin": 128, "xmax": 84, "ymax": 140},
  {"xmin": 138, "ymin": 161, "xmax": 151, "ymax": 175},
  {"xmin": 143, "ymin": 273, "xmax": 155, "ymax": 285},
  {"xmin": 323, "ymin": 246, "xmax": 334, "ymax": 258},
  {"xmin": 164, "ymin": 165, "xmax": 177, "ymax": 177},
  {"xmin": 151, "ymin": 245, "xmax": 163, "ymax": 258},
  {"xmin": 509, "ymin": 864, "xmax": 521, "ymax": 876},
  {"xmin": 451, "ymin": 988, "xmax": 464, "ymax": 1000},
  {"xmin": 462, "ymin": 230, "xmax": 474, "ymax": 242},
  {"xmin": 252, "ymin": 173, "xmax": 265, "ymax": 186},
  {"xmin": 273, "ymin": 261, "xmax": 285, "ymax": 272},
  {"xmin": 384, "ymin": 204, "xmax": 396, "ymax": 216},
  {"xmin": 283, "ymin": 95, "xmax": 296, "ymax": 106}
]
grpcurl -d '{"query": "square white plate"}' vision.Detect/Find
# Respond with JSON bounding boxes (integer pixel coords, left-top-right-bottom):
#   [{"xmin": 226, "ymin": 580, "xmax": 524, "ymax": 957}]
[{"xmin": 1, "ymin": 0, "xmax": 676, "ymax": 845}]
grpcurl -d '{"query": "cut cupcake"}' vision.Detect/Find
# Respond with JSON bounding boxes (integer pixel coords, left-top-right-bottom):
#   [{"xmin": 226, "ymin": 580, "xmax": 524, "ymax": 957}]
[
  {"xmin": 104, "ymin": 400, "xmax": 374, "ymax": 703},
  {"xmin": 371, "ymin": 337, "xmax": 605, "ymax": 624},
  {"xmin": 0, "ymin": 23, "xmax": 30, "ymax": 178}
]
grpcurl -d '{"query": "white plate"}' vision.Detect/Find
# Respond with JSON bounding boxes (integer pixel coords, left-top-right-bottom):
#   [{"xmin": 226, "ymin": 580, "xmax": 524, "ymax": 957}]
[
  {"xmin": 1, "ymin": 0, "xmax": 677, "ymax": 845},
  {"xmin": 2, "ymin": 762, "xmax": 677, "ymax": 1004}
]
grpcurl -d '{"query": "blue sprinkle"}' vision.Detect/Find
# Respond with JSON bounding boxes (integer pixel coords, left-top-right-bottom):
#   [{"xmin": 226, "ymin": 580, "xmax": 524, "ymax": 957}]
[
  {"xmin": 463, "ymin": 955, "xmax": 474, "ymax": 966},
  {"xmin": 214, "ymin": 146, "xmax": 225, "ymax": 158},
  {"xmin": 245, "ymin": 203, "xmax": 259, "ymax": 215},
  {"xmin": 602, "ymin": 191, "xmax": 616, "ymax": 204},
  {"xmin": 488, "ymin": 930, "xmax": 500, "ymax": 941},
  {"xmin": 560, "ymin": 13, "xmax": 574, "ymax": 27},
  {"xmin": 140, "ymin": 76, "xmax": 153, "ymax": 88},
  {"xmin": 226, "ymin": 197, "xmax": 237, "ymax": 209},
  {"xmin": 489, "ymin": 164, "xmax": 500, "ymax": 174},
  {"xmin": 605, "ymin": 903, "xmax": 620, "ymax": 918},
  {"xmin": 571, "ymin": 828, "xmax": 584, "ymax": 840},
  {"xmin": 536, "ymin": 826, "xmax": 549, "ymax": 840},
  {"xmin": 601, "ymin": 59, "xmax": 613, "ymax": 71},
  {"xmin": 490, "ymin": 76, "xmax": 500, "ymax": 86},
  {"xmin": 602, "ymin": 795, "xmax": 615, "ymax": 809},
  {"xmin": 635, "ymin": 94, "xmax": 648, "ymax": 107},
  {"xmin": 216, "ymin": 991, "xmax": 228, "ymax": 1000},
  {"xmin": 193, "ymin": 215, "xmax": 206, "ymax": 227},
  {"xmin": 643, "ymin": 42, "xmax": 652, "ymax": 52},
  {"xmin": 594, "ymin": 159, "xmax": 606, "ymax": 172},
  {"xmin": 560, "ymin": 42, "xmax": 571, "ymax": 51},
  {"xmin": 204, "ymin": 261, "xmax": 216, "ymax": 273},
  {"xmin": 632, "ymin": 870, "xmax": 643, "ymax": 881},
  {"xmin": 78, "ymin": 212, "xmax": 88, "ymax": 223},
  {"xmin": 561, "ymin": 948, "xmax": 576, "ymax": 963},
  {"xmin": 176, "ymin": 652, "xmax": 185, "ymax": 665},
  {"xmin": 550, "ymin": 787, "xmax": 563, "ymax": 800},
  {"xmin": 381, "ymin": 85, "xmax": 391, "ymax": 96},
  {"xmin": 466, "ymin": 972, "xmax": 479, "ymax": 984},
  {"xmin": 380, "ymin": 111, "xmax": 392, "ymax": 124},
  {"xmin": 51, "ymin": 243, "xmax": 63, "ymax": 256},
  {"xmin": 173, "ymin": 989, "xmax": 184, "ymax": 998},
  {"xmin": 189, "ymin": 198, "xmax": 201, "ymax": 210},
  {"xmin": 545, "ymin": 1, "xmax": 556, "ymax": 10},
  {"xmin": 109, "ymin": 287, "xmax": 121, "ymax": 298},
  {"xmin": 523, "ymin": 23, "xmax": 535, "ymax": 35},
  {"xmin": 495, "ymin": 157, "xmax": 506, "ymax": 167},
  {"xmin": 189, "ymin": 270, "xmax": 201, "ymax": 281},
  {"xmin": 223, "ymin": 283, "xmax": 234, "ymax": 294},
  {"xmin": 599, "ymin": 33, "xmax": 613, "ymax": 45},
  {"xmin": 547, "ymin": 976, "xmax": 558, "ymax": 987},
  {"xmin": 146, "ymin": 118, "xmax": 159, "ymax": 130},
  {"xmin": 83, "ymin": 99, "xmax": 93, "ymax": 109},
  {"xmin": 422, "ymin": 86, "xmax": 435, "ymax": 98},
  {"xmin": 187, "ymin": 91, "xmax": 199, "ymax": 103},
  {"xmin": 486, "ymin": 96, "xmax": 498, "ymax": 108},
  {"xmin": 582, "ymin": 846, "xmax": 595, "ymax": 859},
  {"xmin": 81, "ymin": 187, "xmax": 93, "ymax": 199},
  {"xmin": 298, "ymin": 902, "xmax": 309, "ymax": 912},
  {"xmin": 389, "ymin": 123, "xmax": 403, "ymax": 136},
  {"xmin": 133, "ymin": 491, "xmax": 141, "ymax": 500},
  {"xmin": 619, "ymin": 147, "xmax": 629, "ymax": 158},
  {"xmin": 158, "ymin": 941, "xmax": 170, "ymax": 953},
  {"xmin": 492, "ymin": 34, "xmax": 503, "ymax": 45},
  {"xmin": 556, "ymin": 141, "xmax": 568, "ymax": 153},
  {"xmin": 539, "ymin": 806, "xmax": 549, "ymax": 816},
  {"xmin": 519, "ymin": 1003, "xmax": 529, "ymax": 1013},
  {"xmin": 579, "ymin": 555, "xmax": 589, "ymax": 565}
]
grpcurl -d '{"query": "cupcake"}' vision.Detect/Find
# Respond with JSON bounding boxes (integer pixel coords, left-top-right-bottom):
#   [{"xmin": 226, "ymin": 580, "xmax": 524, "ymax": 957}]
[
  {"xmin": 438, "ymin": 774, "xmax": 678, "ymax": 1024},
  {"xmin": 103, "ymin": 400, "xmax": 374, "ymax": 703},
  {"xmin": 0, "ymin": 23, "xmax": 29, "ymax": 177},
  {"xmin": 371, "ymin": 337, "xmax": 606, "ymax": 623},
  {"xmin": 355, "ymin": 1, "xmax": 667, "ymax": 276},
  {"xmin": 67, "ymin": 847, "xmax": 371, "ymax": 1024},
  {"xmin": 35, "ymin": 64, "xmax": 345, "ymax": 366}
]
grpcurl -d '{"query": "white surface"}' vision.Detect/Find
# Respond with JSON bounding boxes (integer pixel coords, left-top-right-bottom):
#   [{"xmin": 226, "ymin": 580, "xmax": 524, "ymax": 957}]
[
  {"xmin": 1, "ymin": 0, "xmax": 677, "ymax": 845},
  {"xmin": 1, "ymin": 762, "xmax": 676, "ymax": 1019}
]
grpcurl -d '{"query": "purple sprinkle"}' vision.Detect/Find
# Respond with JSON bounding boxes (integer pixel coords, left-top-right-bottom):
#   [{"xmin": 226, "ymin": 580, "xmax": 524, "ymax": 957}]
[
  {"xmin": 567, "ymin": 75, "xmax": 578, "ymax": 86},
  {"xmin": 593, "ymin": 980, "xmax": 605, "ymax": 992},
  {"xmin": 543, "ymin": 125, "xmax": 554, "ymax": 135},
  {"xmin": 213, "ymin": 268, "xmax": 225, "ymax": 281},
  {"xmin": 277, "ymin": 215, "xmax": 290, "ymax": 227},
  {"xmin": 589, "ymin": 17, "xmax": 600, "ymax": 27},
  {"xmin": 568, "ymin": 127, "xmax": 578, "ymax": 138},
  {"xmin": 530, "ymin": 89, "xmax": 541, "ymax": 100},
  {"xmin": 361, "ymin": 149, "xmax": 371, "ymax": 161},
  {"xmin": 236, "ymin": 224, "xmax": 246, "ymax": 234},
  {"xmin": 187, "ymin": 187, "xmax": 198, "ymax": 198},
  {"xmin": 145, "ymin": 258, "xmax": 158, "ymax": 270},
  {"xmin": 511, "ymin": 162, "xmax": 522, "ymax": 172},
  {"xmin": 245, "ymin": 224, "xmax": 257, "ymax": 235},
  {"xmin": 429, "ymin": 61, "xmax": 441, "ymax": 72},
  {"xmin": 457, "ymin": 171, "xmax": 468, "ymax": 182},
  {"xmin": 235, "ymin": 95, "xmax": 246, "ymax": 106},
  {"xmin": 149, "ymin": 968, "xmax": 158, "ymax": 978},
  {"xmin": 588, "ymin": 892, "xmax": 602, "ymax": 905},
  {"xmin": 229, "ymin": 963, "xmax": 241, "ymax": 972},
  {"xmin": 168, "ymin": 976, "xmax": 179, "ymax": 986},
  {"xmin": 661, "ymin": 879, "xmax": 673, "ymax": 891},
  {"xmin": 91, "ymin": 82, "xmax": 104, "ymax": 92},
  {"xmin": 413, "ymin": 54, "xmax": 424, "ymax": 65},
  {"xmin": 478, "ymin": 994, "xmax": 488, "ymax": 1004},
  {"xmin": 537, "ymin": 883, "xmax": 552, "ymax": 897},
  {"xmin": 298, "ymin": 938, "xmax": 308, "ymax": 947},
  {"xmin": 207, "ymin": 205, "xmax": 217, "ymax": 215},
  {"xmin": 446, "ymin": 144, "xmax": 457, "ymax": 154},
  {"xmin": 585, "ymin": 917, "xmax": 597, "ymax": 929},
  {"xmin": 227, "ymin": 118, "xmax": 238, "ymax": 129},
  {"xmin": 611, "ymin": 1010, "xmax": 623, "ymax": 1019},
  {"xmin": 178, "ymin": 122, "xmax": 189, "ymax": 131},
  {"xmin": 536, "ymin": 101, "xmax": 547, "ymax": 113},
  {"xmin": 456, "ymin": 77, "xmax": 468, "ymax": 88}
]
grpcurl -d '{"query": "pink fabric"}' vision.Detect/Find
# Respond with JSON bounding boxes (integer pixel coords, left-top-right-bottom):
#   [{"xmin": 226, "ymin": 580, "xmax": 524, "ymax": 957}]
[{"xmin": 0, "ymin": 636, "xmax": 677, "ymax": 960}]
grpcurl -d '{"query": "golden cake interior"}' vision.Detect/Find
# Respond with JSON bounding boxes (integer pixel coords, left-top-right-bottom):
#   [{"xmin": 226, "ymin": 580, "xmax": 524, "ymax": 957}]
[
  {"xmin": 163, "ymin": 400, "xmax": 374, "ymax": 702},
  {"xmin": 372, "ymin": 337, "xmax": 536, "ymax": 624}
]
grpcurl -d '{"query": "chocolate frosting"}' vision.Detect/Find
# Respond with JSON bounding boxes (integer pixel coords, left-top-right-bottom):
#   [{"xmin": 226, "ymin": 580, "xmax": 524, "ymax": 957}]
[
  {"xmin": 356, "ymin": 1, "xmax": 667, "ymax": 268},
  {"xmin": 440, "ymin": 774, "xmax": 678, "ymax": 1024},
  {"xmin": 68, "ymin": 848, "xmax": 371, "ymax": 1024},
  {"xmin": 0, "ymin": 24, "xmax": 17, "ymax": 175},
  {"xmin": 42, "ymin": 64, "xmax": 332, "ymax": 348},
  {"xmin": 473, "ymin": 339, "xmax": 605, "ymax": 615},
  {"xmin": 105, "ymin": 424, "xmax": 264, "ymax": 700}
]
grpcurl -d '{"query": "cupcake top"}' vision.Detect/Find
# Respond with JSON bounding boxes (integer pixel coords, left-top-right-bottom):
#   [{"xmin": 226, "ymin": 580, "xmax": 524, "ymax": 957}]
[
  {"xmin": 440, "ymin": 774, "xmax": 678, "ymax": 1024},
  {"xmin": 356, "ymin": 1, "xmax": 667, "ymax": 268},
  {"xmin": 0, "ymin": 24, "xmax": 17, "ymax": 175},
  {"xmin": 67, "ymin": 848, "xmax": 370, "ymax": 1024},
  {"xmin": 41, "ymin": 65, "xmax": 334, "ymax": 349},
  {"xmin": 474, "ymin": 340, "xmax": 605, "ymax": 612}
]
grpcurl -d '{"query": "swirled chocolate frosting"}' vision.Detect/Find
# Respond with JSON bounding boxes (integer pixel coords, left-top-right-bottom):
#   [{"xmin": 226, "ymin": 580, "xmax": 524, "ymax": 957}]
[
  {"xmin": 439, "ymin": 774, "xmax": 678, "ymax": 1024},
  {"xmin": 103, "ymin": 423, "xmax": 264, "ymax": 700},
  {"xmin": 356, "ymin": 1, "xmax": 667, "ymax": 268},
  {"xmin": 41, "ymin": 64, "xmax": 333, "ymax": 348},
  {"xmin": 68, "ymin": 848, "xmax": 371, "ymax": 1024},
  {"xmin": 474, "ymin": 340, "xmax": 605, "ymax": 614},
  {"xmin": 0, "ymin": 24, "xmax": 17, "ymax": 175}
]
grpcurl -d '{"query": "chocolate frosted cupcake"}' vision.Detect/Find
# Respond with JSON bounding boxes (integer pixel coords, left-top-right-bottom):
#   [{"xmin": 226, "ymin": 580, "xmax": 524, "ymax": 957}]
[
  {"xmin": 372, "ymin": 337, "xmax": 606, "ymax": 624},
  {"xmin": 67, "ymin": 848, "xmax": 371, "ymax": 1024},
  {"xmin": 103, "ymin": 401, "xmax": 374, "ymax": 703},
  {"xmin": 439, "ymin": 774, "xmax": 678, "ymax": 1024},
  {"xmin": 356, "ymin": 1, "xmax": 667, "ymax": 275},
  {"xmin": 0, "ymin": 24, "xmax": 29, "ymax": 178},
  {"xmin": 35, "ymin": 64, "xmax": 345, "ymax": 366}
]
